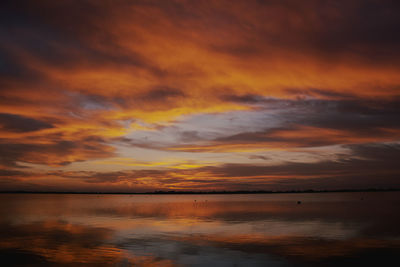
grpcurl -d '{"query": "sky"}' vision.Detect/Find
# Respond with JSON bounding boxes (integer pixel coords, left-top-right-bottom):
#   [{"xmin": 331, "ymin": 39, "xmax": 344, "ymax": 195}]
[{"xmin": 1, "ymin": 0, "xmax": 400, "ymax": 192}]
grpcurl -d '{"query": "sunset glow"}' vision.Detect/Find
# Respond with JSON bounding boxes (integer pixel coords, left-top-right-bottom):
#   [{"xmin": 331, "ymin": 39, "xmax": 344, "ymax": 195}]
[{"xmin": 1, "ymin": 0, "xmax": 400, "ymax": 192}]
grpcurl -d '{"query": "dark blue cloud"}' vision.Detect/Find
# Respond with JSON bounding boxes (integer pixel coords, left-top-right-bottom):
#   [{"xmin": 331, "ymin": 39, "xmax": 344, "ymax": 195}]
[{"xmin": 0, "ymin": 113, "xmax": 53, "ymax": 132}]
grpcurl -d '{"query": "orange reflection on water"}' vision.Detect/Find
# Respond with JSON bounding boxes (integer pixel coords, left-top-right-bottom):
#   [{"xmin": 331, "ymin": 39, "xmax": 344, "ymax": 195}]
[
  {"xmin": 0, "ymin": 193, "xmax": 399, "ymax": 266},
  {"xmin": 0, "ymin": 220, "xmax": 176, "ymax": 266}
]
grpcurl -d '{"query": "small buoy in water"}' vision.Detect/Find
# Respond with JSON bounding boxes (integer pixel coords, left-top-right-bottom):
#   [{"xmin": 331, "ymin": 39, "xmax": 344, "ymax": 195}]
[{"xmin": 297, "ymin": 201, "xmax": 302, "ymax": 204}]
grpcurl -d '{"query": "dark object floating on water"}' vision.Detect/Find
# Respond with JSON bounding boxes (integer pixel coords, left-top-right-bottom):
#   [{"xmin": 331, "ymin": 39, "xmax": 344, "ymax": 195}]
[{"xmin": 297, "ymin": 201, "xmax": 302, "ymax": 204}]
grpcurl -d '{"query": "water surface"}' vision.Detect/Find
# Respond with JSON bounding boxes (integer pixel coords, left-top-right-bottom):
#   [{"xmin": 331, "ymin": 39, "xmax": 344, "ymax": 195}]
[{"xmin": 0, "ymin": 192, "xmax": 399, "ymax": 266}]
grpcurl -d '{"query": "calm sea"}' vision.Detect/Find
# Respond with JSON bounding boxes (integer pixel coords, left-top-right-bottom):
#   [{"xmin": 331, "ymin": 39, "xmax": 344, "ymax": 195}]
[{"xmin": 0, "ymin": 192, "xmax": 399, "ymax": 266}]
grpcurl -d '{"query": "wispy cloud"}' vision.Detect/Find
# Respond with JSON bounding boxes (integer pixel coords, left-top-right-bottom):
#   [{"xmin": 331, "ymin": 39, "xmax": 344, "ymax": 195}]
[{"xmin": 1, "ymin": 0, "xmax": 400, "ymax": 191}]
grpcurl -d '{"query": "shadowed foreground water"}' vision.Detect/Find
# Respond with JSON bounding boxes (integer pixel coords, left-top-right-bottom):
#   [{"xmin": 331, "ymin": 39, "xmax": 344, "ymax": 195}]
[{"xmin": 0, "ymin": 192, "xmax": 399, "ymax": 266}]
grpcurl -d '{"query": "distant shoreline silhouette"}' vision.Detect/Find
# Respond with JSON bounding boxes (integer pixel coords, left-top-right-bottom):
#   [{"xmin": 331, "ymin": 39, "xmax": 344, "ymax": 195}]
[{"xmin": 0, "ymin": 188, "xmax": 398, "ymax": 194}]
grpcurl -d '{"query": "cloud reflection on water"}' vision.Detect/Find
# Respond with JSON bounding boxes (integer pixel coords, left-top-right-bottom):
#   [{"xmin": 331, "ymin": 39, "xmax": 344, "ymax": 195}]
[{"xmin": 0, "ymin": 192, "xmax": 399, "ymax": 266}]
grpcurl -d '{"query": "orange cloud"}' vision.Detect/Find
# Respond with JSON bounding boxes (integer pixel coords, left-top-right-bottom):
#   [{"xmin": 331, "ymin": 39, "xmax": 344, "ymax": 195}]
[{"xmin": 1, "ymin": 0, "xmax": 400, "ymax": 190}]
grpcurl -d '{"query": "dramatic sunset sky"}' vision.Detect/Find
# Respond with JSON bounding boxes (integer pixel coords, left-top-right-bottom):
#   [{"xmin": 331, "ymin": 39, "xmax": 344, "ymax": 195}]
[{"xmin": 1, "ymin": 0, "xmax": 400, "ymax": 192}]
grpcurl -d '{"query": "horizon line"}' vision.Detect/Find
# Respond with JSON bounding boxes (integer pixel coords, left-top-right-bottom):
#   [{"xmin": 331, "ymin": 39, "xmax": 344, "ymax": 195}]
[{"xmin": 0, "ymin": 188, "xmax": 399, "ymax": 195}]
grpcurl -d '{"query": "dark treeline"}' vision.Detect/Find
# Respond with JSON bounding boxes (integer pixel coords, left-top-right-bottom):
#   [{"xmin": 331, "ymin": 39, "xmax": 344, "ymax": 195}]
[{"xmin": 0, "ymin": 188, "xmax": 399, "ymax": 194}]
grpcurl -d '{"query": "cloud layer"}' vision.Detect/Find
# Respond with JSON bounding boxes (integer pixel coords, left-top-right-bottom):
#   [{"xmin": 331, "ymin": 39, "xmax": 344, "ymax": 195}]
[{"xmin": 1, "ymin": 0, "xmax": 400, "ymax": 191}]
